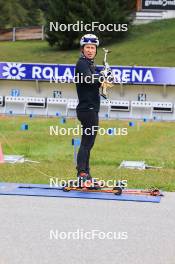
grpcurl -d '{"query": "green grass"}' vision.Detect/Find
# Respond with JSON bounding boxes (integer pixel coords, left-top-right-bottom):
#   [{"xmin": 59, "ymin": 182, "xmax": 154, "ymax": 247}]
[
  {"xmin": 0, "ymin": 116, "xmax": 175, "ymax": 191},
  {"xmin": 0, "ymin": 19, "xmax": 175, "ymax": 66}
]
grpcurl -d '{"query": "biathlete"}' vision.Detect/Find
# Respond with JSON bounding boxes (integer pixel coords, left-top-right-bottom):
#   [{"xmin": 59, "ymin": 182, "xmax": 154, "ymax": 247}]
[{"xmin": 75, "ymin": 34, "xmax": 111, "ymax": 187}]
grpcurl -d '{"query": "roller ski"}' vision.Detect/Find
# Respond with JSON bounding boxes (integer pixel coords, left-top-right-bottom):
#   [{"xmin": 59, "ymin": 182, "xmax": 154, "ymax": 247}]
[
  {"xmin": 62, "ymin": 184, "xmax": 161, "ymax": 196},
  {"xmin": 62, "ymin": 176, "xmax": 162, "ymax": 196},
  {"xmin": 121, "ymin": 187, "xmax": 163, "ymax": 197},
  {"xmin": 63, "ymin": 184, "xmax": 123, "ymax": 195},
  {"xmin": 62, "ymin": 174, "xmax": 123, "ymax": 195}
]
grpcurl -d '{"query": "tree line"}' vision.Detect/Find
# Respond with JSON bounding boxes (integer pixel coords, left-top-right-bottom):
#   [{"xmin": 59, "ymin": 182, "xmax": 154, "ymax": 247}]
[{"xmin": 0, "ymin": 0, "xmax": 135, "ymax": 50}]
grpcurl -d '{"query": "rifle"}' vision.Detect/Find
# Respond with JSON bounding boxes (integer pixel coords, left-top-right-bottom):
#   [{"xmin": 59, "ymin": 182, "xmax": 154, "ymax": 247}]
[{"xmin": 100, "ymin": 48, "xmax": 114, "ymax": 99}]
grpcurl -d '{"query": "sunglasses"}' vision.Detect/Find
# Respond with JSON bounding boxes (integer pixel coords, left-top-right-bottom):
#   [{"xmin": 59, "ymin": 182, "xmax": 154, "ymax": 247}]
[{"xmin": 83, "ymin": 37, "xmax": 98, "ymax": 43}]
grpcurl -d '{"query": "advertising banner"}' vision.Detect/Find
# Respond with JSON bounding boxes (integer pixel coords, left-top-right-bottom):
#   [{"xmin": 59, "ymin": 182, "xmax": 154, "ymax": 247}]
[{"xmin": 0, "ymin": 62, "xmax": 175, "ymax": 85}]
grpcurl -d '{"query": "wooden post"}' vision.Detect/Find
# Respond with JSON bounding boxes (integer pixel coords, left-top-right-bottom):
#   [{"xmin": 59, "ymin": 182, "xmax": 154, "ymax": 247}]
[
  {"xmin": 12, "ymin": 27, "xmax": 16, "ymax": 42},
  {"xmin": 136, "ymin": 0, "xmax": 142, "ymax": 11},
  {"xmin": 42, "ymin": 25, "xmax": 45, "ymax": 40}
]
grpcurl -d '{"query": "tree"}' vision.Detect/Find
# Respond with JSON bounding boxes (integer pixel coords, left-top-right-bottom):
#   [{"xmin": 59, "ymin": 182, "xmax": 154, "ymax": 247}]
[
  {"xmin": 0, "ymin": 0, "xmax": 27, "ymax": 28},
  {"xmin": 0, "ymin": 0, "xmax": 45, "ymax": 28},
  {"xmin": 45, "ymin": 0, "xmax": 135, "ymax": 50},
  {"xmin": 20, "ymin": 0, "xmax": 45, "ymax": 26}
]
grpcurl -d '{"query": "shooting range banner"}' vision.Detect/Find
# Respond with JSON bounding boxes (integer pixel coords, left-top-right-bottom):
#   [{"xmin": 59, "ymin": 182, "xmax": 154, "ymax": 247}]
[
  {"xmin": 142, "ymin": 0, "xmax": 175, "ymax": 10},
  {"xmin": 0, "ymin": 62, "xmax": 175, "ymax": 85}
]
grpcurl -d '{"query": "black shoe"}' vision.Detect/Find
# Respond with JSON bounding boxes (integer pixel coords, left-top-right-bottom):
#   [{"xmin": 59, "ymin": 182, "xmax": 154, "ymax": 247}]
[
  {"xmin": 77, "ymin": 172, "xmax": 102, "ymax": 189},
  {"xmin": 77, "ymin": 172, "xmax": 90, "ymax": 188}
]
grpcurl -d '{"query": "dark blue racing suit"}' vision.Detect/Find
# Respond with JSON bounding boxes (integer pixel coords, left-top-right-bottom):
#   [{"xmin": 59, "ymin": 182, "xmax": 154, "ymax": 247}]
[{"xmin": 75, "ymin": 55, "xmax": 101, "ymax": 174}]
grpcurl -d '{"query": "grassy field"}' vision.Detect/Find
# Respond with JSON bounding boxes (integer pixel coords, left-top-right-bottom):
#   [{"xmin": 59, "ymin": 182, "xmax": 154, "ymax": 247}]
[
  {"xmin": 0, "ymin": 19, "xmax": 175, "ymax": 66},
  {"xmin": 0, "ymin": 116, "xmax": 175, "ymax": 191}
]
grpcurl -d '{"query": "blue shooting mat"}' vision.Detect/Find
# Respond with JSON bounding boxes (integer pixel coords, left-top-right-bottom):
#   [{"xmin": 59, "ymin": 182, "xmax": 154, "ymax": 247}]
[{"xmin": 0, "ymin": 183, "xmax": 162, "ymax": 203}]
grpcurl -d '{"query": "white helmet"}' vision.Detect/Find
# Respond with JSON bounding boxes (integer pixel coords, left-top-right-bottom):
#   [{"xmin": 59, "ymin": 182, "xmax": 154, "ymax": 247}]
[{"xmin": 80, "ymin": 34, "xmax": 99, "ymax": 47}]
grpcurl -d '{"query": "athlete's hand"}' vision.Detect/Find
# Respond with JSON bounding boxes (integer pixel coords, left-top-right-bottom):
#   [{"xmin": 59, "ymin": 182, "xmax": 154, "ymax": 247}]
[{"xmin": 101, "ymin": 80, "xmax": 114, "ymax": 89}]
